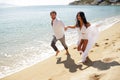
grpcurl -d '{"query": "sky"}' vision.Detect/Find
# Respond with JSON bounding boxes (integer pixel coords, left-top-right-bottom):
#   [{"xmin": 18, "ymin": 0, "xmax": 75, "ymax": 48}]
[{"xmin": 0, "ymin": 0, "xmax": 75, "ymax": 6}]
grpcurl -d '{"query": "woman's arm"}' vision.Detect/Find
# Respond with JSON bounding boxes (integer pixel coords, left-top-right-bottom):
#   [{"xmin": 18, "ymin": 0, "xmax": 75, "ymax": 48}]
[
  {"xmin": 65, "ymin": 25, "xmax": 76, "ymax": 31},
  {"xmin": 67, "ymin": 26, "xmax": 76, "ymax": 29}
]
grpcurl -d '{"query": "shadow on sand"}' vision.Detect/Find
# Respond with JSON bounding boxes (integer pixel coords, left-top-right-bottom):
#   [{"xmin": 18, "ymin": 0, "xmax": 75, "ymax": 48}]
[
  {"xmin": 82, "ymin": 57, "xmax": 120, "ymax": 70},
  {"xmin": 56, "ymin": 54, "xmax": 82, "ymax": 73},
  {"xmin": 56, "ymin": 54, "xmax": 120, "ymax": 72}
]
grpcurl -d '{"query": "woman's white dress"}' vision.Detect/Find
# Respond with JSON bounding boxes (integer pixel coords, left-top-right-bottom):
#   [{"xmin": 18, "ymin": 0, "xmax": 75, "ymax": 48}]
[
  {"xmin": 76, "ymin": 25, "xmax": 88, "ymax": 45},
  {"xmin": 77, "ymin": 25, "xmax": 99, "ymax": 62}
]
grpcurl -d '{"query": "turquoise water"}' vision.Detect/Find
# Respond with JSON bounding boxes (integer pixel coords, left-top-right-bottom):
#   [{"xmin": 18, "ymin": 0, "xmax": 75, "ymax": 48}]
[{"xmin": 0, "ymin": 5, "xmax": 120, "ymax": 78}]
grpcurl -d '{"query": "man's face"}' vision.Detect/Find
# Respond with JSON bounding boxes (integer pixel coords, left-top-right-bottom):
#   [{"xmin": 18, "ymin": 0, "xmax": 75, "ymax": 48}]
[{"xmin": 50, "ymin": 13, "xmax": 56, "ymax": 20}]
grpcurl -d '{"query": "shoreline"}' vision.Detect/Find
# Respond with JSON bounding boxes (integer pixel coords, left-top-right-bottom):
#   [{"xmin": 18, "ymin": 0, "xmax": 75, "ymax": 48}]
[
  {"xmin": 1, "ymin": 22, "xmax": 120, "ymax": 80},
  {"xmin": 0, "ymin": 15, "xmax": 120, "ymax": 79}
]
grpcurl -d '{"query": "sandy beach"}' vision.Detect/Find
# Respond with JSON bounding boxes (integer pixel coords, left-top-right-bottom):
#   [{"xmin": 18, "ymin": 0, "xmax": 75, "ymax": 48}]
[{"xmin": 1, "ymin": 22, "xmax": 120, "ymax": 80}]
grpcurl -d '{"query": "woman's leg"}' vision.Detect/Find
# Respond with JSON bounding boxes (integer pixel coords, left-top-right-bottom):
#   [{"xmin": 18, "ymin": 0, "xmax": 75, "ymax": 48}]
[
  {"xmin": 80, "ymin": 39, "xmax": 88, "ymax": 62},
  {"xmin": 82, "ymin": 39, "xmax": 88, "ymax": 52},
  {"xmin": 77, "ymin": 39, "xmax": 84, "ymax": 51}
]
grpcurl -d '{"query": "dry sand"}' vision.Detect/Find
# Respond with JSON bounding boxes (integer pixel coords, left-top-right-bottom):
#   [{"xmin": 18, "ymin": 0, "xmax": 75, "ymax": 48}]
[{"xmin": 1, "ymin": 22, "xmax": 120, "ymax": 80}]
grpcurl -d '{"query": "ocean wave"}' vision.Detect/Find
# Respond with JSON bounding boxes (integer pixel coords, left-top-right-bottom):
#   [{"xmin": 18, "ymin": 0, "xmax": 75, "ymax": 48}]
[{"xmin": 0, "ymin": 40, "xmax": 54, "ymax": 79}]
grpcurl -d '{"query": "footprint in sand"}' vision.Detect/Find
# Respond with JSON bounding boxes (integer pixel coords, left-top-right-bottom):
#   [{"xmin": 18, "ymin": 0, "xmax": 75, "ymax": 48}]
[
  {"xmin": 112, "ymin": 42, "xmax": 115, "ymax": 46},
  {"xmin": 105, "ymin": 42, "xmax": 108, "ymax": 45},
  {"xmin": 95, "ymin": 43, "xmax": 99, "ymax": 47},
  {"xmin": 116, "ymin": 36, "xmax": 120, "ymax": 38},
  {"xmin": 90, "ymin": 50, "xmax": 94, "ymax": 53},
  {"xmin": 102, "ymin": 57, "xmax": 118, "ymax": 62},
  {"xmin": 105, "ymin": 38, "xmax": 109, "ymax": 41},
  {"xmin": 118, "ymin": 48, "xmax": 120, "ymax": 51},
  {"xmin": 103, "ymin": 58, "xmax": 113, "ymax": 62},
  {"xmin": 89, "ymin": 73, "xmax": 101, "ymax": 80},
  {"xmin": 116, "ymin": 48, "xmax": 120, "ymax": 52}
]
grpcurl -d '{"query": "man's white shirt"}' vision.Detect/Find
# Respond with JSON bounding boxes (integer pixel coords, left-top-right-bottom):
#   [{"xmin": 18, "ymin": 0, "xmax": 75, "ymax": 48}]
[{"xmin": 52, "ymin": 18, "xmax": 65, "ymax": 39}]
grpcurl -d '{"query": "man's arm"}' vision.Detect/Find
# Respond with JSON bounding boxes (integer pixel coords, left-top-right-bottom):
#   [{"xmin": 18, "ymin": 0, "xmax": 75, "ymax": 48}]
[{"xmin": 59, "ymin": 20, "xmax": 66, "ymax": 31}]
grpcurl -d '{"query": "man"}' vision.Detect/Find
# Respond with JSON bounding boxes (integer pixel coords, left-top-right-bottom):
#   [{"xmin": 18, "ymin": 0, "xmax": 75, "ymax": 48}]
[{"xmin": 50, "ymin": 11, "xmax": 69, "ymax": 56}]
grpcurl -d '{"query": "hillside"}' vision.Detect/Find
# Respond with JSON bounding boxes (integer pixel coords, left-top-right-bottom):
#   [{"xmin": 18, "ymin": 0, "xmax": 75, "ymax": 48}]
[{"xmin": 69, "ymin": 0, "xmax": 120, "ymax": 5}]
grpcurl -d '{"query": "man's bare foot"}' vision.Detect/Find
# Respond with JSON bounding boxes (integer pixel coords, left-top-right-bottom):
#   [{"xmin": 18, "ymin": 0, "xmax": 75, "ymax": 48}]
[
  {"xmin": 65, "ymin": 50, "xmax": 69, "ymax": 55},
  {"xmin": 55, "ymin": 50, "xmax": 60, "ymax": 56}
]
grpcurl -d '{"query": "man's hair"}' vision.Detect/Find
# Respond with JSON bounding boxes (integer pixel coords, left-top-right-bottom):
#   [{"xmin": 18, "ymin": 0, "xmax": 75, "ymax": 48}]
[{"xmin": 50, "ymin": 11, "xmax": 57, "ymax": 15}]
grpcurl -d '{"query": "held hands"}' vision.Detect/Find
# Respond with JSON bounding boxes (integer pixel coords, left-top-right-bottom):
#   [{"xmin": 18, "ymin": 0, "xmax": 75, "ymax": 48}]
[
  {"xmin": 64, "ymin": 26, "xmax": 75, "ymax": 31},
  {"xmin": 64, "ymin": 26, "xmax": 68, "ymax": 31}
]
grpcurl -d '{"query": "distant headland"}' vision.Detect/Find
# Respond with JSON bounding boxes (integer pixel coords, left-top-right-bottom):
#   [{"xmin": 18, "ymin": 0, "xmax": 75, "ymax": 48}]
[{"xmin": 69, "ymin": 0, "xmax": 120, "ymax": 6}]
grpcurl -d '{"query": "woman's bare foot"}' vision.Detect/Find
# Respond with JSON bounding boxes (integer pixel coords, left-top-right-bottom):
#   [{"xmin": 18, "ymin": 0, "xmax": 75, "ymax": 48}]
[
  {"xmin": 77, "ymin": 60, "xmax": 87, "ymax": 64},
  {"xmin": 55, "ymin": 50, "xmax": 60, "ymax": 56}
]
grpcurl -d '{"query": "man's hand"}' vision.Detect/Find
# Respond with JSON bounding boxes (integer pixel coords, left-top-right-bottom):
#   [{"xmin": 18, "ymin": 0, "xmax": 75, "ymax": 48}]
[{"xmin": 64, "ymin": 27, "xmax": 68, "ymax": 31}]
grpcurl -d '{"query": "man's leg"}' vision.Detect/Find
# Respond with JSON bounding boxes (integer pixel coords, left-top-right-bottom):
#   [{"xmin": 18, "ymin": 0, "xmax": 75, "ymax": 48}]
[
  {"xmin": 51, "ymin": 36, "xmax": 59, "ymax": 56},
  {"xmin": 59, "ymin": 36, "xmax": 69, "ymax": 55}
]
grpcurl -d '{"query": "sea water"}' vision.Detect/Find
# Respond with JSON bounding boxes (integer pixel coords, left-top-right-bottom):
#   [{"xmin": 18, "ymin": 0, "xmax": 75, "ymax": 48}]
[{"xmin": 0, "ymin": 5, "xmax": 120, "ymax": 78}]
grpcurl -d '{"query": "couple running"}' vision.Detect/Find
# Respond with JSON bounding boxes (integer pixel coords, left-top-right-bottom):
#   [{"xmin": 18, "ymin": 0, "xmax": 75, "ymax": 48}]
[{"xmin": 50, "ymin": 11, "xmax": 92, "ymax": 63}]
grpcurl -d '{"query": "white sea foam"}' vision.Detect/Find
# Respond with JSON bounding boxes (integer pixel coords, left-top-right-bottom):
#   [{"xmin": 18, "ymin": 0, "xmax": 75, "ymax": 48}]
[
  {"xmin": 93, "ymin": 15, "xmax": 120, "ymax": 32},
  {"xmin": 0, "ymin": 43, "xmax": 54, "ymax": 79}
]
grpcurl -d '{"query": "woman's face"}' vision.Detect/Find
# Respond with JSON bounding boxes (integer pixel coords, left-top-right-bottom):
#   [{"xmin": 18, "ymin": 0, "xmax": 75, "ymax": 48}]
[{"xmin": 77, "ymin": 14, "xmax": 82, "ymax": 21}]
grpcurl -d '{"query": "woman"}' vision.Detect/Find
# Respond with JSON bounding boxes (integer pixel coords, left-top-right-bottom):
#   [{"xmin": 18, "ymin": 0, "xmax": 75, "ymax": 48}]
[{"xmin": 66, "ymin": 11, "xmax": 91, "ymax": 63}]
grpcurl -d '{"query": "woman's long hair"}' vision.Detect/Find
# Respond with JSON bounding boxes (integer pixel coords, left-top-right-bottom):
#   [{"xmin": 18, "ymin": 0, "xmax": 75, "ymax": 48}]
[{"xmin": 76, "ymin": 11, "xmax": 88, "ymax": 28}]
